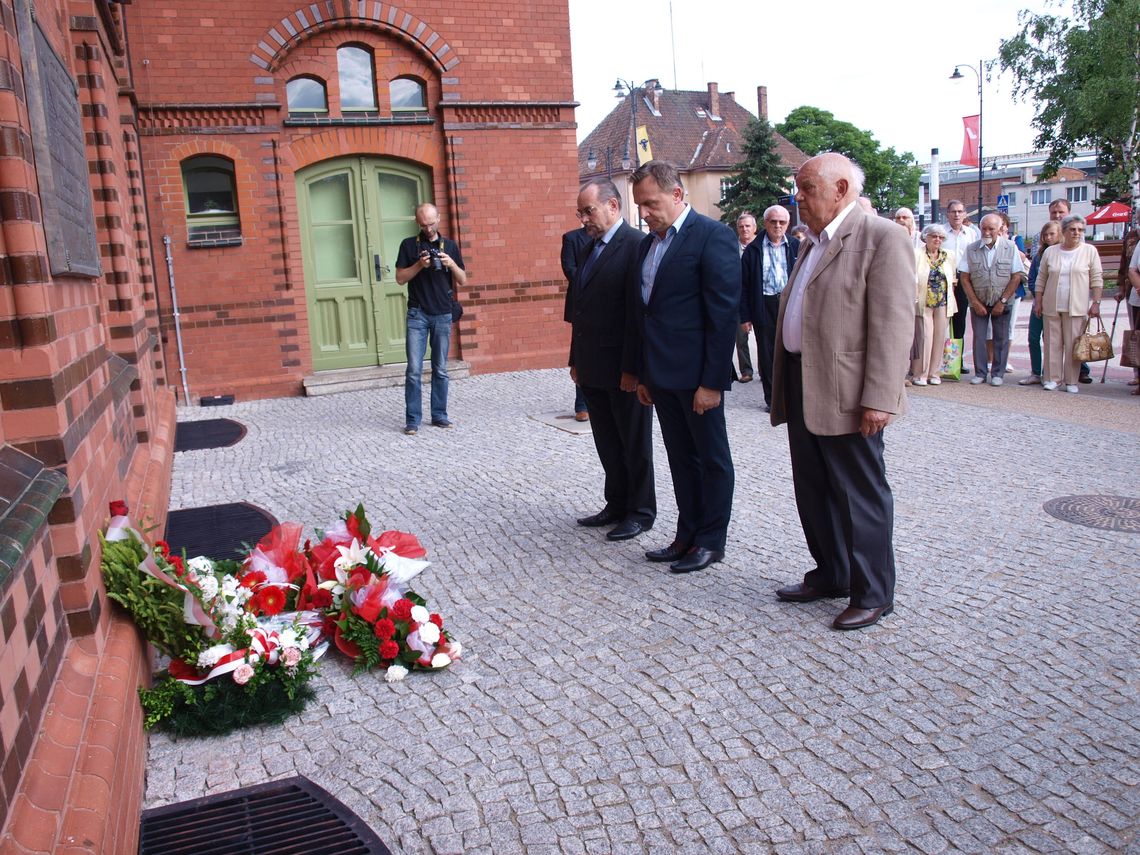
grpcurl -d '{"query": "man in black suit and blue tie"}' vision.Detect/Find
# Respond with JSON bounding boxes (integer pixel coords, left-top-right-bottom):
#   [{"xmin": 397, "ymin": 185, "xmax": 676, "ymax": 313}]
[
  {"xmin": 628, "ymin": 161, "xmax": 739, "ymax": 573},
  {"xmin": 567, "ymin": 178, "xmax": 656, "ymax": 541}
]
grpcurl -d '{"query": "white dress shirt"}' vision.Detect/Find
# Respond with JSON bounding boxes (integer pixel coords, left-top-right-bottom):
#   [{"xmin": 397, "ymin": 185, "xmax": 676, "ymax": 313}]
[{"xmin": 782, "ymin": 200, "xmax": 858, "ymax": 354}]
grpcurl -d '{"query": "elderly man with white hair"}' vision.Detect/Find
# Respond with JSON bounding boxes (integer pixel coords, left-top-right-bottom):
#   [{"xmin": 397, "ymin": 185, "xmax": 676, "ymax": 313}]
[
  {"xmin": 957, "ymin": 213, "xmax": 1025, "ymax": 386},
  {"xmin": 740, "ymin": 204, "xmax": 799, "ymax": 412},
  {"xmin": 771, "ymin": 153, "xmax": 914, "ymax": 631}
]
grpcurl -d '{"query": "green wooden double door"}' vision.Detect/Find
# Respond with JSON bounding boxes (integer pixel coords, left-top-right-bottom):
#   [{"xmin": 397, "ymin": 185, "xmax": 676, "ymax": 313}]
[{"xmin": 298, "ymin": 157, "xmax": 430, "ymax": 371}]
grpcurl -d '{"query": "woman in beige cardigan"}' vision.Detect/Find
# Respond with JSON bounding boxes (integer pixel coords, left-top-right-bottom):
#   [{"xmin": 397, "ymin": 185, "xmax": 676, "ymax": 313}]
[
  {"xmin": 911, "ymin": 224, "xmax": 958, "ymax": 385},
  {"xmin": 1035, "ymin": 214, "xmax": 1103, "ymax": 393}
]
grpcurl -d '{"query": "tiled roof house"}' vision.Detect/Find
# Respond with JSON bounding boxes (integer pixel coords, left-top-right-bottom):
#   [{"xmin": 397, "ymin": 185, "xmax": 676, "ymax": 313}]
[{"xmin": 579, "ymin": 81, "xmax": 808, "ymax": 222}]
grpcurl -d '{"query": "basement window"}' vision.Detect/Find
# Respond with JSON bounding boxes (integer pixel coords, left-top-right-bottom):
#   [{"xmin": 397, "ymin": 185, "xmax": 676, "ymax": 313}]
[{"xmin": 183, "ymin": 156, "xmax": 241, "ymax": 246}]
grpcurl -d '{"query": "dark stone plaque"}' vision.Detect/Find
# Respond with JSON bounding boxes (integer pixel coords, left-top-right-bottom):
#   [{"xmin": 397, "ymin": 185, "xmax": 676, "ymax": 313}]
[{"xmin": 15, "ymin": 0, "xmax": 101, "ymax": 278}]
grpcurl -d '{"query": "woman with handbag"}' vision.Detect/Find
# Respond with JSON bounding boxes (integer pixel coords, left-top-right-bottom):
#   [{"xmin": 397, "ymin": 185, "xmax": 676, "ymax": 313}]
[
  {"xmin": 1117, "ymin": 228, "xmax": 1140, "ymax": 394},
  {"xmin": 911, "ymin": 224, "xmax": 957, "ymax": 386},
  {"xmin": 1035, "ymin": 214, "xmax": 1103, "ymax": 393}
]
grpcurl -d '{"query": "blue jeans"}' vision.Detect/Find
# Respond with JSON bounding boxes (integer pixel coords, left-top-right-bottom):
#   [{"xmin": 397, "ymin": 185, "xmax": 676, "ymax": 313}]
[
  {"xmin": 404, "ymin": 307, "xmax": 451, "ymax": 427},
  {"xmin": 1028, "ymin": 308, "xmax": 1044, "ymax": 377}
]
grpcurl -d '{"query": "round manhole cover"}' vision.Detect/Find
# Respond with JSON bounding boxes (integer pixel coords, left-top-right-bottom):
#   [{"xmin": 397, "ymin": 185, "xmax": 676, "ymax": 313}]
[{"xmin": 1042, "ymin": 495, "xmax": 1140, "ymax": 533}]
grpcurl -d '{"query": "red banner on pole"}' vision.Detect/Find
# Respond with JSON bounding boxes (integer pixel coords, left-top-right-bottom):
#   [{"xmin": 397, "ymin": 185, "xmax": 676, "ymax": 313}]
[{"xmin": 961, "ymin": 115, "xmax": 980, "ymax": 167}]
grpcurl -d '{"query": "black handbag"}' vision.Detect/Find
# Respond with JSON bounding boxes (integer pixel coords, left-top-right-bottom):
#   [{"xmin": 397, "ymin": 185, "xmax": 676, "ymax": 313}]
[{"xmin": 450, "ymin": 296, "xmax": 463, "ymax": 322}]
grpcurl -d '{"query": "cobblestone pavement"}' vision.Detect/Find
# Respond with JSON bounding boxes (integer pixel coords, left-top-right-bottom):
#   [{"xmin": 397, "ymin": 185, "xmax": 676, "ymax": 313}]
[{"xmin": 148, "ymin": 368, "xmax": 1139, "ymax": 854}]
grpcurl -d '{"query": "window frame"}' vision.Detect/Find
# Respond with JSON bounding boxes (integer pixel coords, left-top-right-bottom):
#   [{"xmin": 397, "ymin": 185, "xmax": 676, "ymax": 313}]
[
  {"xmin": 286, "ymin": 75, "xmax": 329, "ymax": 114},
  {"xmin": 182, "ymin": 155, "xmax": 241, "ymax": 241},
  {"xmin": 1066, "ymin": 185, "xmax": 1088, "ymax": 203},
  {"xmin": 1031, "ymin": 188, "xmax": 1053, "ymax": 206},
  {"xmin": 337, "ymin": 43, "xmax": 378, "ymax": 112},
  {"xmin": 389, "ymin": 76, "xmax": 427, "ymax": 113}
]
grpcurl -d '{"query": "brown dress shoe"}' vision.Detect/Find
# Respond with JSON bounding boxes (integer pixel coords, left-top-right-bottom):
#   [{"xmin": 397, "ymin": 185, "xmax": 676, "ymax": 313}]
[
  {"xmin": 575, "ymin": 411, "xmax": 590, "ymax": 422},
  {"xmin": 831, "ymin": 604, "xmax": 894, "ymax": 630},
  {"xmin": 775, "ymin": 582, "xmax": 850, "ymax": 603}
]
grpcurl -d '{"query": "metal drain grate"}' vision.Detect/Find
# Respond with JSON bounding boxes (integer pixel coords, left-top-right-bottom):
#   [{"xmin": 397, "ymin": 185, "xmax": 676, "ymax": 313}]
[
  {"xmin": 140, "ymin": 776, "xmax": 391, "ymax": 855},
  {"xmin": 1042, "ymin": 495, "xmax": 1140, "ymax": 533},
  {"xmin": 175, "ymin": 418, "xmax": 247, "ymax": 452}
]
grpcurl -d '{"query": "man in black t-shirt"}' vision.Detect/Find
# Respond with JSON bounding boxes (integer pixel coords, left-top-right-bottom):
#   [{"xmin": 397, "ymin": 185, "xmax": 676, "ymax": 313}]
[{"xmin": 395, "ymin": 203, "xmax": 467, "ymax": 434}]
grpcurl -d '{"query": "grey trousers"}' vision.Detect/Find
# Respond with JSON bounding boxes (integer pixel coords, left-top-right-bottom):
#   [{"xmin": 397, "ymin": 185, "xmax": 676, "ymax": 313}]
[{"xmin": 971, "ymin": 306, "xmax": 1011, "ymax": 378}]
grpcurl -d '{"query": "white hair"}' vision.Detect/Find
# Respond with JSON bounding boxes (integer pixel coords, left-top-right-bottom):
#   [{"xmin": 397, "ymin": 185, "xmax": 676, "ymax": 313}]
[{"xmin": 762, "ymin": 205, "xmax": 790, "ymax": 221}]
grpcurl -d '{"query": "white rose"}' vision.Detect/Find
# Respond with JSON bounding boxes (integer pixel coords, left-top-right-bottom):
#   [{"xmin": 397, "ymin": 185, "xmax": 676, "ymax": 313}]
[
  {"xmin": 197, "ymin": 575, "xmax": 219, "ymax": 602},
  {"xmin": 418, "ymin": 622, "xmax": 441, "ymax": 645},
  {"xmin": 430, "ymin": 653, "xmax": 452, "ymax": 669},
  {"xmin": 410, "ymin": 605, "xmax": 430, "ymax": 624},
  {"xmin": 188, "ymin": 556, "xmax": 215, "ymax": 575},
  {"xmin": 384, "ymin": 665, "xmax": 408, "ymax": 682}
]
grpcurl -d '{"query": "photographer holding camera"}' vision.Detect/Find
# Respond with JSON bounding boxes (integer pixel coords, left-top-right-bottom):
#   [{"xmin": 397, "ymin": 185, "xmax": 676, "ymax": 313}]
[{"xmin": 395, "ymin": 203, "xmax": 467, "ymax": 435}]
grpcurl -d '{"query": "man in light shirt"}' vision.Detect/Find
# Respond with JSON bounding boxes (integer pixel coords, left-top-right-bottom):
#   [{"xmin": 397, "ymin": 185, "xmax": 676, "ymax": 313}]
[
  {"xmin": 770, "ymin": 153, "xmax": 914, "ymax": 631},
  {"xmin": 734, "ymin": 211, "xmax": 759, "ymax": 383},
  {"xmin": 957, "ymin": 214, "xmax": 1025, "ymax": 386}
]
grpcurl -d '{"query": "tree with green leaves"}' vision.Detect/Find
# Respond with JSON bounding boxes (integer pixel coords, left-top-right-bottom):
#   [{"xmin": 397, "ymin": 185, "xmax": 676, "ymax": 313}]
[
  {"xmin": 999, "ymin": 0, "xmax": 1140, "ymax": 218},
  {"xmin": 776, "ymin": 106, "xmax": 920, "ymax": 214},
  {"xmin": 719, "ymin": 116, "xmax": 792, "ymax": 225}
]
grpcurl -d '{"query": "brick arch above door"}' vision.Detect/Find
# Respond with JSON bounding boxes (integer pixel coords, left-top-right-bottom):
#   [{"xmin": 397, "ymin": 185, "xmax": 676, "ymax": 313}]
[{"xmin": 249, "ymin": 3, "xmax": 459, "ymax": 74}]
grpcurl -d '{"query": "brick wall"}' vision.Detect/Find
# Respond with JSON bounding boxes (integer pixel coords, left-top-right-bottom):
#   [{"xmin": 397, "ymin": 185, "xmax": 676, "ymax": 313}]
[
  {"xmin": 128, "ymin": 0, "xmax": 580, "ymax": 400},
  {"xmin": 0, "ymin": 0, "xmax": 174, "ymax": 850}
]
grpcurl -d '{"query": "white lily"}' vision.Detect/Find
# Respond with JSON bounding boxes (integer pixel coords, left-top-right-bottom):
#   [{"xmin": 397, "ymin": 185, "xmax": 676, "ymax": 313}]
[{"xmin": 333, "ymin": 538, "xmax": 372, "ymax": 572}]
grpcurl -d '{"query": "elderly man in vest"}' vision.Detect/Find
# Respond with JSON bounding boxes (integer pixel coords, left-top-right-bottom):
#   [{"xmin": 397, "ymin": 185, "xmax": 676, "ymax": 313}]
[{"xmin": 957, "ymin": 214, "xmax": 1024, "ymax": 386}]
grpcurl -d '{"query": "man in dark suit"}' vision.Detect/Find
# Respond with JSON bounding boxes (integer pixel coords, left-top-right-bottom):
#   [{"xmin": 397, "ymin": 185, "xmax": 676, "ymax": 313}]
[
  {"xmin": 561, "ymin": 226, "xmax": 592, "ymax": 421},
  {"xmin": 741, "ymin": 205, "xmax": 799, "ymax": 413},
  {"xmin": 628, "ymin": 160, "xmax": 739, "ymax": 574},
  {"xmin": 770, "ymin": 153, "xmax": 914, "ymax": 630},
  {"xmin": 566, "ymin": 178, "xmax": 656, "ymax": 541}
]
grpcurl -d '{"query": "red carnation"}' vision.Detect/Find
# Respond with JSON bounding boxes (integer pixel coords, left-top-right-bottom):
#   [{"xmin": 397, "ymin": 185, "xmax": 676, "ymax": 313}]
[
  {"xmin": 258, "ymin": 586, "xmax": 286, "ymax": 616},
  {"xmin": 429, "ymin": 613, "xmax": 443, "ymax": 629},
  {"xmin": 310, "ymin": 588, "xmax": 333, "ymax": 609},
  {"xmin": 167, "ymin": 554, "xmax": 185, "ymax": 576},
  {"xmin": 390, "ymin": 598, "xmax": 414, "ymax": 621},
  {"xmin": 379, "ymin": 640, "xmax": 399, "ymax": 660},
  {"xmin": 155, "ymin": 540, "xmax": 171, "ymax": 557},
  {"xmin": 109, "ymin": 500, "xmax": 128, "ymax": 517},
  {"xmin": 373, "ymin": 618, "xmax": 396, "ymax": 640}
]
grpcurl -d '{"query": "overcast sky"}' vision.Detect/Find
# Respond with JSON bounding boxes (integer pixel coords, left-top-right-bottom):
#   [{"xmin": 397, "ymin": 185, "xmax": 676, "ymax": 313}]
[{"xmin": 569, "ymin": 0, "xmax": 1055, "ymax": 166}]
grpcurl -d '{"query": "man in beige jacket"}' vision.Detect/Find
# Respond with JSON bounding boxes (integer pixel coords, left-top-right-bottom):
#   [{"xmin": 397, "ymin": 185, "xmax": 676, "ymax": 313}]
[{"xmin": 770, "ymin": 153, "xmax": 915, "ymax": 630}]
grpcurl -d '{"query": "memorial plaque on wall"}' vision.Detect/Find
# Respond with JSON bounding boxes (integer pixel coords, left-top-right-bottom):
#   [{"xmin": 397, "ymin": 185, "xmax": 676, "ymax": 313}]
[{"xmin": 15, "ymin": 0, "xmax": 102, "ymax": 278}]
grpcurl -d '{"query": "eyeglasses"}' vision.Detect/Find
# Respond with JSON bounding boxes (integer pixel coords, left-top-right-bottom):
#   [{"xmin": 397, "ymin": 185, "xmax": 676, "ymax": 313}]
[{"xmin": 575, "ymin": 205, "xmax": 598, "ymax": 219}]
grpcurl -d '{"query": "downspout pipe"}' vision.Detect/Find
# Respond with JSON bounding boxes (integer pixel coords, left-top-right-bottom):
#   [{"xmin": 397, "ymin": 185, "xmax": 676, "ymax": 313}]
[{"xmin": 162, "ymin": 235, "xmax": 191, "ymax": 404}]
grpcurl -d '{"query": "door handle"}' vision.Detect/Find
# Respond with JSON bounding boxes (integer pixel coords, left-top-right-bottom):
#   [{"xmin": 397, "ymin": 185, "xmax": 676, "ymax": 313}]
[{"xmin": 374, "ymin": 254, "xmax": 387, "ymax": 279}]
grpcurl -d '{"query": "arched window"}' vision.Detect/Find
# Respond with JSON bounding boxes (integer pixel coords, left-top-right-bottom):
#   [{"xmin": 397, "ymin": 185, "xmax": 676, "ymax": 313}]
[
  {"xmin": 286, "ymin": 76, "xmax": 327, "ymax": 113},
  {"xmin": 389, "ymin": 77, "xmax": 426, "ymax": 112},
  {"xmin": 337, "ymin": 45, "xmax": 377, "ymax": 111},
  {"xmin": 182, "ymin": 155, "xmax": 240, "ymax": 240}
]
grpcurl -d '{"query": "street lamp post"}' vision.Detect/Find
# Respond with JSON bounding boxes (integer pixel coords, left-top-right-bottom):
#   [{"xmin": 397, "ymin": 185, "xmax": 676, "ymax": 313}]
[
  {"xmin": 950, "ymin": 60, "xmax": 985, "ymax": 223},
  {"xmin": 613, "ymin": 78, "xmax": 661, "ymax": 229}
]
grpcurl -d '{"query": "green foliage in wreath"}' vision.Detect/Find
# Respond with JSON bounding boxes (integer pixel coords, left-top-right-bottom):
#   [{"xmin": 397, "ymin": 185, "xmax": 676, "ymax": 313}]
[
  {"xmin": 99, "ymin": 533, "xmax": 204, "ymax": 662},
  {"xmin": 139, "ymin": 652, "xmax": 318, "ymax": 737}
]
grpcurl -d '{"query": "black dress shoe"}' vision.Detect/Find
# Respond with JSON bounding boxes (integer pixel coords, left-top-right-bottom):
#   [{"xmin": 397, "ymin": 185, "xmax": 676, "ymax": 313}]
[
  {"xmin": 832, "ymin": 604, "xmax": 894, "ymax": 630},
  {"xmin": 645, "ymin": 541, "xmax": 690, "ymax": 562},
  {"xmin": 606, "ymin": 520, "xmax": 648, "ymax": 541},
  {"xmin": 578, "ymin": 508, "xmax": 621, "ymax": 527},
  {"xmin": 669, "ymin": 547, "xmax": 723, "ymax": 574},
  {"xmin": 775, "ymin": 581, "xmax": 851, "ymax": 603}
]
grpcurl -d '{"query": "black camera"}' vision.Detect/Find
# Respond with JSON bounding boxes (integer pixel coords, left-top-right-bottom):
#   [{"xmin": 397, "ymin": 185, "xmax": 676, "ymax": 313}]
[{"xmin": 420, "ymin": 242, "xmax": 443, "ymax": 271}]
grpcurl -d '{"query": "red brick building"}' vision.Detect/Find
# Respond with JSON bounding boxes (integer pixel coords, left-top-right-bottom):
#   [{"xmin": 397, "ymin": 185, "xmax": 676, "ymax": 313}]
[
  {"xmin": 129, "ymin": 0, "xmax": 581, "ymax": 401},
  {"xmin": 0, "ymin": 1, "xmax": 578, "ymax": 850},
  {"xmin": 0, "ymin": 0, "xmax": 169, "ymax": 851}
]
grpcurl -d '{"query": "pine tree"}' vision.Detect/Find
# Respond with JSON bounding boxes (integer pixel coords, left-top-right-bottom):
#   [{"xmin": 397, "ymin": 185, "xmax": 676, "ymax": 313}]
[{"xmin": 719, "ymin": 117, "xmax": 793, "ymax": 225}]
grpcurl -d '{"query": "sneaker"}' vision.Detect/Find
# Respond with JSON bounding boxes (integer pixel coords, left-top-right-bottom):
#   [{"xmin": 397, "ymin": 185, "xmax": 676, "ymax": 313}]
[
  {"xmin": 928, "ymin": 376, "xmax": 941, "ymax": 385},
  {"xmin": 969, "ymin": 375, "xmax": 987, "ymax": 385},
  {"xmin": 403, "ymin": 426, "xmax": 418, "ymax": 435},
  {"xmin": 1042, "ymin": 381, "xmax": 1058, "ymax": 391},
  {"xmin": 1065, "ymin": 384, "xmax": 1079, "ymax": 394},
  {"xmin": 990, "ymin": 376, "xmax": 1004, "ymax": 386},
  {"xmin": 431, "ymin": 419, "xmax": 454, "ymax": 429},
  {"xmin": 1018, "ymin": 375, "xmax": 1041, "ymax": 386},
  {"xmin": 1005, "ymin": 364, "xmax": 1015, "ymax": 373},
  {"xmin": 912, "ymin": 378, "xmax": 927, "ymax": 386}
]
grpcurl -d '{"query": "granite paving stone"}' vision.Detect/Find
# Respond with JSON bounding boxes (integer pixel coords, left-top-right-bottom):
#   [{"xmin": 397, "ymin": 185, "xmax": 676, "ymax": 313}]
[{"xmin": 147, "ymin": 367, "xmax": 1139, "ymax": 853}]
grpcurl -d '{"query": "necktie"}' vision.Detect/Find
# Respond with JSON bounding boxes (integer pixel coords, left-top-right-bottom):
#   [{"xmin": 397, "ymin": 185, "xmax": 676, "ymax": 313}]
[{"xmin": 577, "ymin": 239, "xmax": 604, "ymax": 290}]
